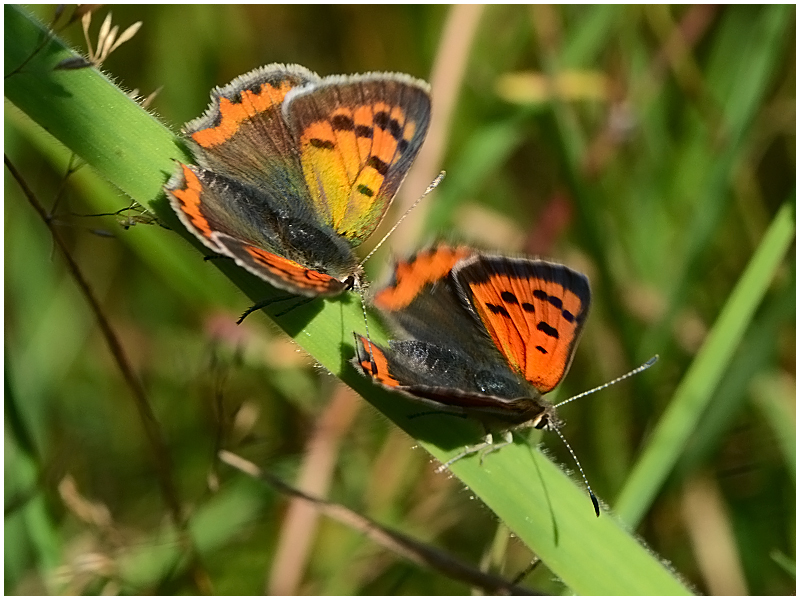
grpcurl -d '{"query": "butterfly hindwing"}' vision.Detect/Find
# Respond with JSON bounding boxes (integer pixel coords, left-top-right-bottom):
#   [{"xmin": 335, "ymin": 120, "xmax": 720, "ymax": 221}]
[
  {"xmin": 353, "ymin": 335, "xmax": 547, "ymax": 428},
  {"xmin": 214, "ymin": 233, "xmax": 346, "ymax": 297},
  {"xmin": 453, "ymin": 256, "xmax": 591, "ymax": 393},
  {"xmin": 285, "ymin": 73, "xmax": 431, "ymax": 244},
  {"xmin": 167, "ymin": 163, "xmax": 352, "ymax": 296},
  {"xmin": 168, "ymin": 163, "xmax": 291, "ymax": 255}
]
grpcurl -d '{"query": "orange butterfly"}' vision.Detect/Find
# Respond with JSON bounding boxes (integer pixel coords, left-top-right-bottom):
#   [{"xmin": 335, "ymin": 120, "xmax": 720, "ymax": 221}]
[
  {"xmin": 354, "ymin": 244, "xmax": 598, "ymax": 512},
  {"xmin": 166, "ymin": 63, "xmax": 431, "ymax": 305}
]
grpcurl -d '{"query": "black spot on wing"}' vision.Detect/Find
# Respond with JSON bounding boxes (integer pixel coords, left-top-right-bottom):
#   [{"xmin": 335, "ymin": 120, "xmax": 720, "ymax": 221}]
[
  {"xmin": 366, "ymin": 156, "xmax": 389, "ymax": 175},
  {"xmin": 355, "ymin": 125, "xmax": 373, "ymax": 138},
  {"xmin": 388, "ymin": 119, "xmax": 403, "ymax": 140},
  {"xmin": 536, "ymin": 321, "xmax": 559, "ymax": 339},
  {"xmin": 331, "ymin": 114, "xmax": 355, "ymax": 131},
  {"xmin": 357, "ymin": 184, "xmax": 374, "ymax": 198},
  {"xmin": 310, "ymin": 138, "xmax": 334, "ymax": 149},
  {"xmin": 533, "ymin": 288, "xmax": 563, "ymax": 310},
  {"xmin": 374, "ymin": 111, "xmax": 389, "ymax": 129},
  {"xmin": 373, "ymin": 111, "xmax": 404, "ymax": 141},
  {"xmin": 486, "ymin": 303, "xmax": 511, "ymax": 318},
  {"xmin": 500, "ymin": 291, "xmax": 518, "ymax": 304}
]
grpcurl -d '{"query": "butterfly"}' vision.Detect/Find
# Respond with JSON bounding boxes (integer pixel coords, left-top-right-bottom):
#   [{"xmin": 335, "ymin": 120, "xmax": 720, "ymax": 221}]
[
  {"xmin": 354, "ymin": 244, "xmax": 600, "ymax": 513},
  {"xmin": 165, "ymin": 63, "xmax": 431, "ymax": 301}
]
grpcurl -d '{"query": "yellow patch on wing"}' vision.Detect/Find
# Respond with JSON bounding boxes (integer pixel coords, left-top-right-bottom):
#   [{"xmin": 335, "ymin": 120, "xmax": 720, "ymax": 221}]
[{"xmin": 298, "ymin": 101, "xmax": 419, "ymax": 241}]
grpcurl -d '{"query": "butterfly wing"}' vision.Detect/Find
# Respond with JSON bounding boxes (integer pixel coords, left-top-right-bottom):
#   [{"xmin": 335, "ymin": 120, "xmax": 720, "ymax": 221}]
[
  {"xmin": 355, "ymin": 246, "xmax": 570, "ymax": 427},
  {"xmin": 453, "ymin": 256, "xmax": 591, "ymax": 393},
  {"xmin": 166, "ymin": 64, "xmax": 362, "ymax": 295},
  {"xmin": 353, "ymin": 335, "xmax": 549, "ymax": 428},
  {"xmin": 284, "ymin": 73, "xmax": 431, "ymax": 245},
  {"xmin": 167, "ymin": 164, "xmax": 347, "ymax": 296}
]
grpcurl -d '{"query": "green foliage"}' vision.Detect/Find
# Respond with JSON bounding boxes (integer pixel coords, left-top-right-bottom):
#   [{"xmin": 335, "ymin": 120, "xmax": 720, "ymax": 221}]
[{"xmin": 5, "ymin": 4, "xmax": 795, "ymax": 595}]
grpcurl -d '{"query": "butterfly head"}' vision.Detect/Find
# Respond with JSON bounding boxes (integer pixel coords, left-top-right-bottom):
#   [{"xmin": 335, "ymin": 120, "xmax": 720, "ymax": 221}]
[
  {"xmin": 494, "ymin": 394, "xmax": 564, "ymax": 436},
  {"xmin": 528, "ymin": 403, "xmax": 564, "ymax": 432}
]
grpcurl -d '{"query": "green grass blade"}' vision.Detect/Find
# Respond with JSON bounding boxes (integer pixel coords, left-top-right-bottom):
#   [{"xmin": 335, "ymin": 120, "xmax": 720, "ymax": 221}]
[
  {"xmin": 5, "ymin": 365, "xmax": 63, "ymax": 592},
  {"xmin": 643, "ymin": 4, "xmax": 793, "ymax": 354},
  {"xmin": 751, "ymin": 371, "xmax": 797, "ymax": 479},
  {"xmin": 675, "ymin": 279, "xmax": 795, "ymax": 476},
  {"xmin": 4, "ymin": 13, "xmax": 183, "ymax": 205},
  {"xmin": 615, "ymin": 200, "xmax": 795, "ymax": 526}
]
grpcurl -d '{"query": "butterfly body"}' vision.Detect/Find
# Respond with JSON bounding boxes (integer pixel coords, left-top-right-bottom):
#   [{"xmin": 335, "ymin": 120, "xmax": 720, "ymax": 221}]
[
  {"xmin": 355, "ymin": 245, "xmax": 591, "ymax": 434},
  {"xmin": 166, "ymin": 64, "xmax": 431, "ymax": 297}
]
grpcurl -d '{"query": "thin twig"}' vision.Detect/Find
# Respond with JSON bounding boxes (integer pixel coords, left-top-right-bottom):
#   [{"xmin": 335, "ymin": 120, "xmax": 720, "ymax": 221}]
[
  {"xmin": 220, "ymin": 450, "xmax": 541, "ymax": 595},
  {"xmin": 5, "ymin": 154, "xmax": 212, "ymax": 594},
  {"xmin": 6, "ymin": 153, "xmax": 184, "ymax": 525}
]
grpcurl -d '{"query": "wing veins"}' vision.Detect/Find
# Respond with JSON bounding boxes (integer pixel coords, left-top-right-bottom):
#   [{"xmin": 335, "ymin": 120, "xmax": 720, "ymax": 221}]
[{"xmin": 239, "ymin": 81, "xmax": 307, "ymax": 203}]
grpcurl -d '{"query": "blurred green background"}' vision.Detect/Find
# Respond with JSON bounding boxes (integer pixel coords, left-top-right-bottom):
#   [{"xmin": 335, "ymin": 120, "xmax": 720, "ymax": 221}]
[{"xmin": 5, "ymin": 4, "xmax": 795, "ymax": 594}]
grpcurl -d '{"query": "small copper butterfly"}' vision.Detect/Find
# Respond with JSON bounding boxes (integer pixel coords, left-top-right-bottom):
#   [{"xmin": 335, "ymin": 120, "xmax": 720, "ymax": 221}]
[
  {"xmin": 354, "ymin": 244, "xmax": 598, "ymax": 510},
  {"xmin": 354, "ymin": 244, "xmax": 657, "ymax": 515},
  {"xmin": 165, "ymin": 63, "xmax": 431, "ymax": 302}
]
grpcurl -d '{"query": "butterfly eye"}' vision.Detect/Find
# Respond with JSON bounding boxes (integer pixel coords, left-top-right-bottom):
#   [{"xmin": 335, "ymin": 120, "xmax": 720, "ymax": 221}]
[{"xmin": 342, "ymin": 274, "xmax": 356, "ymax": 290}]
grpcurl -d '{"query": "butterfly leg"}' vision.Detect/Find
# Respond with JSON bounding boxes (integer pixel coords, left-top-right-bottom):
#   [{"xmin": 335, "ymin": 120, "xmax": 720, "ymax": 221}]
[
  {"xmin": 272, "ymin": 296, "xmax": 316, "ymax": 318},
  {"xmin": 237, "ymin": 295, "xmax": 314, "ymax": 324},
  {"xmin": 477, "ymin": 430, "xmax": 514, "ymax": 465},
  {"xmin": 435, "ymin": 434, "xmax": 495, "ymax": 473},
  {"xmin": 436, "ymin": 430, "xmax": 515, "ymax": 473},
  {"xmin": 512, "ymin": 557, "xmax": 542, "ymax": 585}
]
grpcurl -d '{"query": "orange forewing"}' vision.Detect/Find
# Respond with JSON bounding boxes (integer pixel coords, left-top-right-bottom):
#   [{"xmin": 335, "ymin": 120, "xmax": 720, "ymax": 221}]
[
  {"xmin": 297, "ymin": 101, "xmax": 417, "ymax": 238},
  {"xmin": 191, "ymin": 81, "xmax": 295, "ymax": 148},
  {"xmin": 374, "ymin": 246, "xmax": 473, "ymax": 311},
  {"xmin": 467, "ymin": 271, "xmax": 586, "ymax": 393}
]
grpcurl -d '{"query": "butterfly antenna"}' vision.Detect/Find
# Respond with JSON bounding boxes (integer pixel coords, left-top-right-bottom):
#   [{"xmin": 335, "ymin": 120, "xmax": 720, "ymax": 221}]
[
  {"xmin": 551, "ymin": 425, "xmax": 600, "ymax": 516},
  {"xmin": 555, "ymin": 355, "xmax": 658, "ymax": 409},
  {"xmin": 354, "ymin": 169, "xmax": 446, "ymax": 371},
  {"xmin": 359, "ymin": 171, "xmax": 445, "ymax": 268}
]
